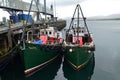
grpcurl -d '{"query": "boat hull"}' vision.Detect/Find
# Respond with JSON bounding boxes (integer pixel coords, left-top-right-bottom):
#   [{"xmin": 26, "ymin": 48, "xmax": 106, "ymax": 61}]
[
  {"xmin": 19, "ymin": 43, "xmax": 62, "ymax": 76},
  {"xmin": 64, "ymin": 46, "xmax": 94, "ymax": 70},
  {"xmin": 0, "ymin": 46, "xmax": 19, "ymax": 71},
  {"xmin": 63, "ymin": 54, "xmax": 95, "ymax": 80}
]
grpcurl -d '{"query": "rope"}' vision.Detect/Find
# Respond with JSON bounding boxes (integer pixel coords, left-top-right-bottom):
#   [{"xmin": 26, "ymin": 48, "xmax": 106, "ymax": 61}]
[{"xmin": 20, "ymin": 0, "xmax": 34, "ymax": 50}]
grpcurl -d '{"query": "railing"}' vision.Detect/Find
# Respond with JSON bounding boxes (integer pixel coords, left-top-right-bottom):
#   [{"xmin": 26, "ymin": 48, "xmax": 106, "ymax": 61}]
[{"xmin": 0, "ymin": 0, "xmax": 53, "ymax": 15}]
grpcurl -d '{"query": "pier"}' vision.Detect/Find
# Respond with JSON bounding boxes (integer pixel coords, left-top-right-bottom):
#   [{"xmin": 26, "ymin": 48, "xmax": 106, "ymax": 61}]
[
  {"xmin": 0, "ymin": 0, "xmax": 55, "ymax": 34},
  {"xmin": 0, "ymin": 0, "xmax": 53, "ymax": 15}
]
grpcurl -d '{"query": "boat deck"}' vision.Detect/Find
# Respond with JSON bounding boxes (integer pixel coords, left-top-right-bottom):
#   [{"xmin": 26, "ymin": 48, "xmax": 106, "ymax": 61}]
[{"xmin": 0, "ymin": 22, "xmax": 31, "ymax": 34}]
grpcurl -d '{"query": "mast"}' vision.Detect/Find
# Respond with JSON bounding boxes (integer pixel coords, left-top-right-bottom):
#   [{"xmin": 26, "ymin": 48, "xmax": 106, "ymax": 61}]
[
  {"xmin": 36, "ymin": 0, "xmax": 40, "ymax": 20},
  {"xmin": 79, "ymin": 5, "xmax": 90, "ymax": 36},
  {"xmin": 44, "ymin": 0, "xmax": 46, "ymax": 25},
  {"xmin": 68, "ymin": 4, "xmax": 90, "ymax": 36},
  {"xmin": 77, "ymin": 4, "xmax": 79, "ymax": 38},
  {"xmin": 54, "ymin": 0, "xmax": 56, "ymax": 18},
  {"xmin": 76, "ymin": 4, "xmax": 80, "ymax": 44},
  {"xmin": 66, "ymin": 4, "xmax": 91, "ymax": 44}
]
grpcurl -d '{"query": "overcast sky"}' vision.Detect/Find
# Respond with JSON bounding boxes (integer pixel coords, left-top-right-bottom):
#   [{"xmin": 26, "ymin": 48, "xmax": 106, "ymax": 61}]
[
  {"xmin": 25, "ymin": 0, "xmax": 120, "ymax": 18},
  {"xmin": 1, "ymin": 0, "xmax": 120, "ymax": 20},
  {"xmin": 46, "ymin": 0, "xmax": 120, "ymax": 18}
]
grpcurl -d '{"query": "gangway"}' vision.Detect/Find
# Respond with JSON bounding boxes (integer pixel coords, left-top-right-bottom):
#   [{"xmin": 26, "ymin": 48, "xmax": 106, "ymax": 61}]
[{"xmin": 0, "ymin": 0, "xmax": 53, "ymax": 15}]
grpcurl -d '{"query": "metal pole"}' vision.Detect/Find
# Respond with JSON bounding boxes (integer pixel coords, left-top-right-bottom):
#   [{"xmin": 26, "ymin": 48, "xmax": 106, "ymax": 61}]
[
  {"xmin": 54, "ymin": 0, "xmax": 56, "ymax": 17},
  {"xmin": 36, "ymin": 0, "xmax": 40, "ymax": 20},
  {"xmin": 76, "ymin": 5, "xmax": 79, "ymax": 44},
  {"xmin": 79, "ymin": 4, "xmax": 90, "ymax": 36},
  {"xmin": 77, "ymin": 5, "xmax": 79, "ymax": 37},
  {"xmin": 44, "ymin": 0, "xmax": 46, "ymax": 23}
]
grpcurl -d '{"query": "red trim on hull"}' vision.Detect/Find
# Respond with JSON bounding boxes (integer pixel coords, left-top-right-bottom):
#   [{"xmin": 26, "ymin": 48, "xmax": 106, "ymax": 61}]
[
  {"xmin": 24, "ymin": 55, "xmax": 59, "ymax": 77},
  {"xmin": 25, "ymin": 63, "xmax": 46, "ymax": 76}
]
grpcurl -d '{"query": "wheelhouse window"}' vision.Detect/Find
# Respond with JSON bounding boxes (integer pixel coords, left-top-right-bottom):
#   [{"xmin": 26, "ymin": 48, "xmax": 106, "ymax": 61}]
[
  {"xmin": 82, "ymin": 30, "xmax": 84, "ymax": 33},
  {"xmin": 46, "ymin": 31, "xmax": 48, "ymax": 35},
  {"xmin": 49, "ymin": 31, "xmax": 52, "ymax": 35},
  {"xmin": 41, "ymin": 32, "xmax": 44, "ymax": 35}
]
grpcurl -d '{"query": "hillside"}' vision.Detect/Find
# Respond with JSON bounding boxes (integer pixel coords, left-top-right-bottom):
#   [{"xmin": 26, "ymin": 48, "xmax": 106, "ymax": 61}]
[{"xmin": 87, "ymin": 14, "xmax": 120, "ymax": 21}]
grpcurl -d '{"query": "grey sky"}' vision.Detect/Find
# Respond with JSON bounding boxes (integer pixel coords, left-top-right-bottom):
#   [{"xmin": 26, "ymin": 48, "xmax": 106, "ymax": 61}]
[
  {"xmin": 1, "ymin": 0, "xmax": 120, "ymax": 20},
  {"xmin": 25, "ymin": 0, "xmax": 85, "ymax": 7},
  {"xmin": 47, "ymin": 0, "xmax": 85, "ymax": 7}
]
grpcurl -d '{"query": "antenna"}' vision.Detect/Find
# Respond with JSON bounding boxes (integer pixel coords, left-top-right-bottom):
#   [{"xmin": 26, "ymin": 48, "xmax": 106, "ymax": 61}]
[
  {"xmin": 54, "ymin": 0, "xmax": 56, "ymax": 18},
  {"xmin": 44, "ymin": 0, "xmax": 47, "ymax": 21}
]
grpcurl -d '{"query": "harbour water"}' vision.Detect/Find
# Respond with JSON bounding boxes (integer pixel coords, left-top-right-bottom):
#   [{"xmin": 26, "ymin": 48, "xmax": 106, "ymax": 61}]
[
  {"xmin": 0, "ymin": 20, "xmax": 120, "ymax": 80},
  {"xmin": 88, "ymin": 20, "xmax": 120, "ymax": 80}
]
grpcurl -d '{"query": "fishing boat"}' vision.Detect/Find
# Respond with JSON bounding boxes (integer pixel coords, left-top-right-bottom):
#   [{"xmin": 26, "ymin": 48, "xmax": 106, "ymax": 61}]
[
  {"xmin": 19, "ymin": 23, "xmax": 64, "ymax": 76},
  {"xmin": 64, "ymin": 4, "xmax": 95, "ymax": 70},
  {"xmin": 18, "ymin": 0, "xmax": 65, "ymax": 76}
]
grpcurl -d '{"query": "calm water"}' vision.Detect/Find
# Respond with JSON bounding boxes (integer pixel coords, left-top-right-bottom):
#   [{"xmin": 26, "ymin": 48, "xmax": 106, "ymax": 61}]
[
  {"xmin": 0, "ymin": 20, "xmax": 120, "ymax": 80},
  {"xmin": 88, "ymin": 20, "xmax": 120, "ymax": 80}
]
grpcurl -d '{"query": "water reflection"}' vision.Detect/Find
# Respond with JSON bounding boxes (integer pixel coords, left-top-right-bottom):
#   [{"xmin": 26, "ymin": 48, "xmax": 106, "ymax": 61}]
[
  {"xmin": 26, "ymin": 55, "xmax": 63, "ymax": 80},
  {"xmin": 0, "ymin": 54, "xmax": 25, "ymax": 80},
  {"xmin": 0, "ymin": 54, "xmax": 63, "ymax": 80},
  {"xmin": 63, "ymin": 54, "xmax": 95, "ymax": 80}
]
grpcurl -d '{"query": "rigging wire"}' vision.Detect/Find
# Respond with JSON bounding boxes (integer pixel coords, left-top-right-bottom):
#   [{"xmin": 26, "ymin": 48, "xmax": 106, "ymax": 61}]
[{"xmin": 66, "ymin": 4, "xmax": 91, "ymax": 43}]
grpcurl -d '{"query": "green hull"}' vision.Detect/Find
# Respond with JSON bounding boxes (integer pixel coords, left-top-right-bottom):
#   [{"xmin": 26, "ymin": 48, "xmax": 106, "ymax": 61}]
[
  {"xmin": 64, "ymin": 46, "xmax": 94, "ymax": 70},
  {"xmin": 63, "ymin": 55, "xmax": 95, "ymax": 80},
  {"xmin": 20, "ymin": 43, "xmax": 62, "ymax": 76}
]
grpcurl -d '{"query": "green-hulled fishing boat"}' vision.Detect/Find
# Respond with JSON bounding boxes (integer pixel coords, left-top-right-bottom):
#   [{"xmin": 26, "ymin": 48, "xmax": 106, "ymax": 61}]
[
  {"xmin": 19, "ymin": 25, "xmax": 63, "ymax": 76},
  {"xmin": 64, "ymin": 4, "xmax": 95, "ymax": 70},
  {"xmin": 19, "ymin": 0, "xmax": 64, "ymax": 76}
]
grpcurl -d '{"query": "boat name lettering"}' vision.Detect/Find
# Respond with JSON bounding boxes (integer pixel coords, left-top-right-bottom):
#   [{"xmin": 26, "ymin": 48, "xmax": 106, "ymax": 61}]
[{"xmin": 29, "ymin": 47, "xmax": 37, "ymax": 49}]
